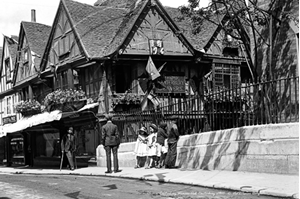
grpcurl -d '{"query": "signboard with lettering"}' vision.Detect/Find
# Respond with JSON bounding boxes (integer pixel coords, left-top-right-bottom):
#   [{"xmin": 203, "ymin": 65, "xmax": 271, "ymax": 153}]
[
  {"xmin": 155, "ymin": 73, "xmax": 185, "ymax": 94},
  {"xmin": 3, "ymin": 115, "xmax": 17, "ymax": 125}
]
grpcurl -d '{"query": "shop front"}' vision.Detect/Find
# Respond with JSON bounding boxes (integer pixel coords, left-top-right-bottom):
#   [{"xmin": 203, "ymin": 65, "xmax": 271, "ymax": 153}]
[{"xmin": 3, "ymin": 103, "xmax": 99, "ymax": 168}]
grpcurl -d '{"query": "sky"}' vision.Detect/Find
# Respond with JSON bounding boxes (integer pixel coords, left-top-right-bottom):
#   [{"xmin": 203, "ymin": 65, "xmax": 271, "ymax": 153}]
[{"xmin": 0, "ymin": 0, "xmax": 209, "ymax": 47}]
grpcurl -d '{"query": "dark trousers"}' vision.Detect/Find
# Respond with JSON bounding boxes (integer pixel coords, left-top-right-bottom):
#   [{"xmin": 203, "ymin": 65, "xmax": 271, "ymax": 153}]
[
  {"xmin": 104, "ymin": 145, "xmax": 119, "ymax": 172},
  {"xmin": 165, "ymin": 142, "xmax": 177, "ymax": 168},
  {"xmin": 63, "ymin": 151, "xmax": 74, "ymax": 169}
]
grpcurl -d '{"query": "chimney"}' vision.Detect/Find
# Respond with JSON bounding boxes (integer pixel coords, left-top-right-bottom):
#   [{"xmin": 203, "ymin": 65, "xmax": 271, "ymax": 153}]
[{"xmin": 31, "ymin": 9, "xmax": 36, "ymax": 22}]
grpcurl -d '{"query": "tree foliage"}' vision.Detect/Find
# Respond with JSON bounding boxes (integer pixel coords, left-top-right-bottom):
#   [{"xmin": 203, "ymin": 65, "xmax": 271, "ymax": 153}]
[{"xmin": 179, "ymin": 0, "xmax": 297, "ymax": 81}]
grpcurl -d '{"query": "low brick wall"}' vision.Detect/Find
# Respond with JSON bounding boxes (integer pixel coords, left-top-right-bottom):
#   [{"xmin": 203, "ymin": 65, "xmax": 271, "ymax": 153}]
[{"xmin": 96, "ymin": 123, "xmax": 299, "ymax": 175}]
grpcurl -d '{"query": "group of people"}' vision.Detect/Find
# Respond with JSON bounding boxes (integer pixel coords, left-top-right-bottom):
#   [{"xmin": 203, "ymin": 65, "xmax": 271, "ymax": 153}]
[
  {"xmin": 134, "ymin": 119, "xmax": 179, "ymax": 169},
  {"xmin": 60, "ymin": 114, "xmax": 180, "ymax": 173}
]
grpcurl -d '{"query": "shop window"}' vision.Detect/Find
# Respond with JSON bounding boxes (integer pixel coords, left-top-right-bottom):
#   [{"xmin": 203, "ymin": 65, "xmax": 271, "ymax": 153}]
[
  {"xmin": 77, "ymin": 128, "xmax": 99, "ymax": 157},
  {"xmin": 35, "ymin": 131, "xmax": 60, "ymax": 157},
  {"xmin": 10, "ymin": 136, "xmax": 24, "ymax": 165}
]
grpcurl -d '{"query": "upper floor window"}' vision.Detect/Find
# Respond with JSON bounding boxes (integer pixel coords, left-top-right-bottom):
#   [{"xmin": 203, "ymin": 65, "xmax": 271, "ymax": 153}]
[
  {"xmin": 214, "ymin": 63, "xmax": 240, "ymax": 90},
  {"xmin": 5, "ymin": 58, "xmax": 11, "ymax": 83},
  {"xmin": 6, "ymin": 96, "xmax": 12, "ymax": 115},
  {"xmin": 23, "ymin": 47, "xmax": 29, "ymax": 64}
]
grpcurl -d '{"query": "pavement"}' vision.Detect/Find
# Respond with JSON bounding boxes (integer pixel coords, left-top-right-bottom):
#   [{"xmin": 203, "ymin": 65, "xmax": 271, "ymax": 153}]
[{"xmin": 0, "ymin": 165, "xmax": 298, "ymax": 199}]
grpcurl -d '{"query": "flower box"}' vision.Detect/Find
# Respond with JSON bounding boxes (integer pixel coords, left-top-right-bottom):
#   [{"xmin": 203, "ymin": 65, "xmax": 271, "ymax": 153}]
[
  {"xmin": 44, "ymin": 88, "xmax": 87, "ymax": 112},
  {"xmin": 21, "ymin": 109, "xmax": 41, "ymax": 117},
  {"xmin": 15, "ymin": 99, "xmax": 42, "ymax": 117},
  {"xmin": 48, "ymin": 100, "xmax": 87, "ymax": 112}
]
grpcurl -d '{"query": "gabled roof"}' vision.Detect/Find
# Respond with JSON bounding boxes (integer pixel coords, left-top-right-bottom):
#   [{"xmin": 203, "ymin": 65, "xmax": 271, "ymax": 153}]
[
  {"xmin": 21, "ymin": 21, "xmax": 51, "ymax": 62},
  {"xmin": 165, "ymin": 7, "xmax": 226, "ymax": 52},
  {"xmin": 5, "ymin": 35, "xmax": 18, "ymax": 69},
  {"xmin": 13, "ymin": 21, "xmax": 51, "ymax": 86},
  {"xmin": 42, "ymin": 0, "xmax": 209, "ymax": 68},
  {"xmin": 62, "ymin": 0, "xmax": 146, "ymax": 58},
  {"xmin": 0, "ymin": 35, "xmax": 18, "ymax": 77}
]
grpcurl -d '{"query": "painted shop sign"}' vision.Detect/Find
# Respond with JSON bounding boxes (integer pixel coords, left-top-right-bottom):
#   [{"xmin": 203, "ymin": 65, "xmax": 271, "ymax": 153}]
[
  {"xmin": 155, "ymin": 73, "xmax": 185, "ymax": 94},
  {"xmin": 3, "ymin": 115, "xmax": 17, "ymax": 125}
]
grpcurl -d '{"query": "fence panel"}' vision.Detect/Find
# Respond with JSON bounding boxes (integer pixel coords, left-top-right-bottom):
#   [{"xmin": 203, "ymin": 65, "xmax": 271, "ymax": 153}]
[{"xmin": 114, "ymin": 76, "xmax": 299, "ymax": 143}]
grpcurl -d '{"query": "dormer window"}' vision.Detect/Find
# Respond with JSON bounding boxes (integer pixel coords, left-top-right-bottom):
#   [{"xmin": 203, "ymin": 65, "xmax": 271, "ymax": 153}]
[{"xmin": 5, "ymin": 57, "xmax": 11, "ymax": 83}]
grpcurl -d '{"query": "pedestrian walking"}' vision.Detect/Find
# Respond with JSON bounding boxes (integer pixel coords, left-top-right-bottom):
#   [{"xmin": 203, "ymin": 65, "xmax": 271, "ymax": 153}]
[
  {"xmin": 134, "ymin": 126, "xmax": 148, "ymax": 168},
  {"xmin": 156, "ymin": 122, "xmax": 168, "ymax": 168},
  {"xmin": 101, "ymin": 114, "xmax": 121, "ymax": 174},
  {"xmin": 145, "ymin": 123, "xmax": 158, "ymax": 169},
  {"xmin": 61, "ymin": 127, "xmax": 76, "ymax": 171},
  {"xmin": 165, "ymin": 118, "xmax": 179, "ymax": 169}
]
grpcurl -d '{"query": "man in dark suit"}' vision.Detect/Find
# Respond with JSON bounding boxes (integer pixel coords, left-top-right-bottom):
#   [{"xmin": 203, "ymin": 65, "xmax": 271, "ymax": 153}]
[
  {"xmin": 101, "ymin": 114, "xmax": 121, "ymax": 173},
  {"xmin": 61, "ymin": 127, "xmax": 76, "ymax": 170}
]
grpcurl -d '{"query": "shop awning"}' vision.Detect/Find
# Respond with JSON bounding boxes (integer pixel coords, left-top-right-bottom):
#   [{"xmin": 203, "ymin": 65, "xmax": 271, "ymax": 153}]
[
  {"xmin": 1, "ymin": 103, "xmax": 99, "ymax": 135},
  {"xmin": 0, "ymin": 124, "xmax": 12, "ymax": 138},
  {"xmin": 61, "ymin": 102, "xmax": 99, "ymax": 118},
  {"xmin": 3, "ymin": 110, "xmax": 62, "ymax": 134}
]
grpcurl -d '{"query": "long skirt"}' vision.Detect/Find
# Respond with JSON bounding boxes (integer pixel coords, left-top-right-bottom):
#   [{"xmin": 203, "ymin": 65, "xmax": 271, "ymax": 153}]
[{"xmin": 165, "ymin": 141, "xmax": 177, "ymax": 168}]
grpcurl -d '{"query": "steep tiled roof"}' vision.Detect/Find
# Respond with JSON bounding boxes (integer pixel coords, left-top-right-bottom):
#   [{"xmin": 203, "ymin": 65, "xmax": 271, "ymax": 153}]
[
  {"xmin": 62, "ymin": 0, "xmax": 223, "ymax": 59},
  {"xmin": 1, "ymin": 36, "xmax": 18, "ymax": 74},
  {"xmin": 21, "ymin": 21, "xmax": 51, "ymax": 70},
  {"xmin": 22, "ymin": 22, "xmax": 51, "ymax": 57},
  {"xmin": 94, "ymin": 0, "xmax": 136, "ymax": 9},
  {"xmin": 7, "ymin": 36, "xmax": 18, "ymax": 69},
  {"xmin": 63, "ymin": 0, "xmax": 146, "ymax": 58},
  {"xmin": 165, "ymin": 7, "xmax": 224, "ymax": 51}
]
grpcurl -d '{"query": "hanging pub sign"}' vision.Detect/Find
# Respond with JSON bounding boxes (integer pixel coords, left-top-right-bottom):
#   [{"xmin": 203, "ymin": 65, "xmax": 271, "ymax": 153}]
[
  {"xmin": 155, "ymin": 72, "xmax": 185, "ymax": 94},
  {"xmin": 149, "ymin": 39, "xmax": 164, "ymax": 55}
]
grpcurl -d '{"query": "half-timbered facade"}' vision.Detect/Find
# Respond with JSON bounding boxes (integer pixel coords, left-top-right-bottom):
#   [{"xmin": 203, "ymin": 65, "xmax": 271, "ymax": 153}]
[
  {"xmin": 13, "ymin": 21, "xmax": 51, "ymax": 103},
  {"xmin": 0, "ymin": 36, "xmax": 19, "ymax": 127},
  {"xmin": 0, "ymin": 0, "xmax": 251, "ymax": 167}
]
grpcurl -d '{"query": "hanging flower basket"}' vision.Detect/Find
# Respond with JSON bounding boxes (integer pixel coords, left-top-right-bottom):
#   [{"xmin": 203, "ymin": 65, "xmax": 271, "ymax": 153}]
[
  {"xmin": 21, "ymin": 109, "xmax": 41, "ymax": 117},
  {"xmin": 44, "ymin": 88, "xmax": 87, "ymax": 112},
  {"xmin": 48, "ymin": 100, "xmax": 87, "ymax": 112},
  {"xmin": 15, "ymin": 99, "xmax": 42, "ymax": 117}
]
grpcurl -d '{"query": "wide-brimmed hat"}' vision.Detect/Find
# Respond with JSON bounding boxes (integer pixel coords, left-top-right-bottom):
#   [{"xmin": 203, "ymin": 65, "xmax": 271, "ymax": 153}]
[
  {"xmin": 138, "ymin": 127, "xmax": 147, "ymax": 133},
  {"xmin": 149, "ymin": 123, "xmax": 158, "ymax": 131}
]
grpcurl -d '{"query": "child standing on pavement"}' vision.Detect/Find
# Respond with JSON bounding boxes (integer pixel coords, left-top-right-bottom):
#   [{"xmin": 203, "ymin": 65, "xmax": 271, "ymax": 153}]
[
  {"xmin": 134, "ymin": 127, "xmax": 148, "ymax": 168},
  {"xmin": 145, "ymin": 124, "xmax": 158, "ymax": 169}
]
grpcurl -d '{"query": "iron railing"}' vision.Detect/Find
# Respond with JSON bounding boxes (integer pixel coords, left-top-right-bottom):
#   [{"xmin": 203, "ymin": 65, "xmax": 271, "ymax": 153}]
[{"xmin": 114, "ymin": 76, "xmax": 299, "ymax": 143}]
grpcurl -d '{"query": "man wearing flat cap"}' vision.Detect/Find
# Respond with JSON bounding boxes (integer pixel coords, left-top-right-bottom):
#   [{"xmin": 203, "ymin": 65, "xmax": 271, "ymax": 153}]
[
  {"xmin": 101, "ymin": 114, "xmax": 121, "ymax": 173},
  {"xmin": 61, "ymin": 127, "xmax": 76, "ymax": 170}
]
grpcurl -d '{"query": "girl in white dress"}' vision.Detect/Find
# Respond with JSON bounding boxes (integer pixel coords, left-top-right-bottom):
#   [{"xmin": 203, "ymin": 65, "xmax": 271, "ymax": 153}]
[
  {"xmin": 134, "ymin": 127, "xmax": 148, "ymax": 168},
  {"xmin": 145, "ymin": 124, "xmax": 158, "ymax": 169}
]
